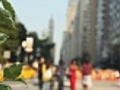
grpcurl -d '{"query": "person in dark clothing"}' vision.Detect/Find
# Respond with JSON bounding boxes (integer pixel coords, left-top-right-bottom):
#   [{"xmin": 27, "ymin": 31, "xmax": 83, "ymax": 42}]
[
  {"xmin": 38, "ymin": 57, "xmax": 46, "ymax": 90},
  {"xmin": 55, "ymin": 59, "xmax": 65, "ymax": 90}
]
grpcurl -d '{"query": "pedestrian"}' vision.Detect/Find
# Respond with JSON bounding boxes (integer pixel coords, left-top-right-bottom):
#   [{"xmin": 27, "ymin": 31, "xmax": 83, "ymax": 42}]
[
  {"xmin": 49, "ymin": 62, "xmax": 56, "ymax": 90},
  {"xmin": 55, "ymin": 59, "xmax": 65, "ymax": 90},
  {"xmin": 42, "ymin": 60, "xmax": 53, "ymax": 90},
  {"xmin": 38, "ymin": 57, "xmax": 46, "ymax": 90},
  {"xmin": 81, "ymin": 57, "xmax": 92, "ymax": 90},
  {"xmin": 67, "ymin": 59, "xmax": 78, "ymax": 90}
]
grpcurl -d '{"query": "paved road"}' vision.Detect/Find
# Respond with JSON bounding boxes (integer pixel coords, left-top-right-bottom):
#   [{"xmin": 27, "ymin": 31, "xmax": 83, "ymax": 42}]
[
  {"xmin": 3, "ymin": 79, "xmax": 120, "ymax": 90},
  {"xmin": 64, "ymin": 80, "xmax": 119, "ymax": 90},
  {"xmin": 3, "ymin": 80, "xmax": 38, "ymax": 90}
]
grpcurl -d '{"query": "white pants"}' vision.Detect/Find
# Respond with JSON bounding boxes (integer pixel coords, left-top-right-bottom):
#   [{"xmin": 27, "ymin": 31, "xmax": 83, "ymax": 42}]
[{"xmin": 82, "ymin": 75, "xmax": 92, "ymax": 88}]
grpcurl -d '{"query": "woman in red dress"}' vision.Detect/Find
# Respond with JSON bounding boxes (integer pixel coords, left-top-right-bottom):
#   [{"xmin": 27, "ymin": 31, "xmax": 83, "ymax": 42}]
[{"xmin": 68, "ymin": 60, "xmax": 78, "ymax": 90}]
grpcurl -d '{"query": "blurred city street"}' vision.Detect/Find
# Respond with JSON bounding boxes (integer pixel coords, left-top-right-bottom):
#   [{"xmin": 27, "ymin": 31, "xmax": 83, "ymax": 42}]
[
  {"xmin": 3, "ymin": 78, "xmax": 120, "ymax": 90},
  {"xmin": 1, "ymin": 0, "xmax": 120, "ymax": 90}
]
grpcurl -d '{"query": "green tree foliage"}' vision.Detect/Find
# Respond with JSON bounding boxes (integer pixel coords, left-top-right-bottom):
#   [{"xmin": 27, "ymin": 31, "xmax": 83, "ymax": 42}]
[
  {"xmin": 0, "ymin": 63, "xmax": 26, "ymax": 90},
  {"xmin": 15, "ymin": 22, "xmax": 27, "ymax": 63},
  {"xmin": 0, "ymin": 0, "xmax": 19, "ymax": 53},
  {"xmin": 0, "ymin": 0, "xmax": 15, "ymax": 21},
  {"xmin": 39, "ymin": 38, "xmax": 55, "ymax": 61},
  {"xmin": 0, "ymin": 0, "xmax": 19, "ymax": 65},
  {"xmin": 16, "ymin": 22, "xmax": 27, "ymax": 43},
  {"xmin": 28, "ymin": 32, "xmax": 39, "ymax": 49},
  {"xmin": 0, "ymin": 0, "xmax": 25, "ymax": 90},
  {"xmin": 25, "ymin": 32, "xmax": 39, "ymax": 64},
  {"xmin": 4, "ymin": 63, "xmax": 22, "ymax": 80},
  {"xmin": 0, "ymin": 84, "xmax": 12, "ymax": 90}
]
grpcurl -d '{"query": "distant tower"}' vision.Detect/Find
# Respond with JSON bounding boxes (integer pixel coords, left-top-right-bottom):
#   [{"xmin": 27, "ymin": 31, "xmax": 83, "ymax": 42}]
[
  {"xmin": 48, "ymin": 16, "xmax": 54, "ymax": 43},
  {"xmin": 48, "ymin": 16, "xmax": 55, "ymax": 61}
]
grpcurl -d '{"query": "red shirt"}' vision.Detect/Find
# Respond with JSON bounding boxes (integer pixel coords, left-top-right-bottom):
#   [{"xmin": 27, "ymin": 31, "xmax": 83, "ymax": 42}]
[{"xmin": 82, "ymin": 63, "xmax": 92, "ymax": 76}]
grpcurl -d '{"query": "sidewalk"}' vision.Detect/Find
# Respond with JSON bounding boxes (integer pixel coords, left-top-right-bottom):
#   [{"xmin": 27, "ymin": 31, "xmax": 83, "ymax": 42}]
[{"xmin": 2, "ymin": 78, "xmax": 120, "ymax": 90}]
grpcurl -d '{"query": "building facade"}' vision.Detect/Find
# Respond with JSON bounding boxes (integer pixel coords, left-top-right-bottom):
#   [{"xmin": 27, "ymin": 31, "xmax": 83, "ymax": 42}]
[
  {"xmin": 61, "ymin": 0, "xmax": 79, "ymax": 65},
  {"xmin": 61, "ymin": 0, "xmax": 120, "ymax": 66},
  {"xmin": 96, "ymin": 0, "xmax": 120, "ymax": 65},
  {"xmin": 61, "ymin": 0, "xmax": 97, "ymax": 65},
  {"xmin": 48, "ymin": 17, "xmax": 55, "ymax": 61}
]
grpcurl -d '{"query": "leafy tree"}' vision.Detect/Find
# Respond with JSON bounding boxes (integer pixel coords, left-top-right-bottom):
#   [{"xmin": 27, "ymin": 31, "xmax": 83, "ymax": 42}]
[
  {"xmin": 39, "ymin": 38, "xmax": 55, "ymax": 62},
  {"xmin": 0, "ymin": 0, "xmax": 19, "ymax": 63},
  {"xmin": 16, "ymin": 22, "xmax": 27, "ymax": 62},
  {"xmin": 16, "ymin": 22, "xmax": 27, "ymax": 43},
  {"xmin": 26, "ymin": 32, "xmax": 39, "ymax": 64},
  {"xmin": 28, "ymin": 32, "xmax": 39, "ymax": 50},
  {"xmin": 0, "ymin": 0, "xmax": 25, "ymax": 90},
  {"xmin": 27, "ymin": 32, "xmax": 55, "ymax": 62}
]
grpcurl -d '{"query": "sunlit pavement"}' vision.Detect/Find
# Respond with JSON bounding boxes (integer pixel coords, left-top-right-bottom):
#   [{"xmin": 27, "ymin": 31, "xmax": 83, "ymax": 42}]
[
  {"xmin": 63, "ymin": 80, "xmax": 119, "ymax": 90},
  {"xmin": 3, "ymin": 78, "xmax": 120, "ymax": 90},
  {"xmin": 3, "ymin": 79, "xmax": 38, "ymax": 90}
]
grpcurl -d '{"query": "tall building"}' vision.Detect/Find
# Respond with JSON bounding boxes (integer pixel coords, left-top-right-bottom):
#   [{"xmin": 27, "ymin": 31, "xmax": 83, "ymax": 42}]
[
  {"xmin": 61, "ymin": 0, "xmax": 79, "ymax": 64},
  {"xmin": 48, "ymin": 17, "xmax": 55, "ymax": 60},
  {"xmin": 61, "ymin": 0, "xmax": 97, "ymax": 64},
  {"xmin": 48, "ymin": 16, "xmax": 54, "ymax": 43},
  {"xmin": 74, "ymin": 0, "xmax": 90, "ymax": 57},
  {"xmin": 60, "ymin": 31, "xmax": 69, "ymax": 64},
  {"xmin": 61, "ymin": 0, "xmax": 120, "ymax": 66},
  {"xmin": 96, "ymin": 0, "xmax": 120, "ymax": 64},
  {"xmin": 73, "ymin": 0, "xmax": 97, "ymax": 63},
  {"xmin": 67, "ymin": 0, "xmax": 79, "ymax": 33},
  {"xmin": 96, "ymin": 0, "xmax": 106, "ymax": 63},
  {"xmin": 87, "ymin": 0, "xmax": 97, "ymax": 63}
]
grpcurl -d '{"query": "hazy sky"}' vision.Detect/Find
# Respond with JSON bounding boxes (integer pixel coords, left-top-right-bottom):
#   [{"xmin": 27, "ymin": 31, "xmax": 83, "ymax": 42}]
[{"xmin": 10, "ymin": 0, "xmax": 68, "ymax": 64}]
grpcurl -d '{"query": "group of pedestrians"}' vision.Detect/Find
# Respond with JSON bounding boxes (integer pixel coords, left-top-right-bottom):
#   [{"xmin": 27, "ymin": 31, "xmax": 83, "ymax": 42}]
[
  {"xmin": 66, "ymin": 58, "xmax": 92, "ymax": 90},
  {"xmin": 37, "ymin": 56, "xmax": 93, "ymax": 90}
]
